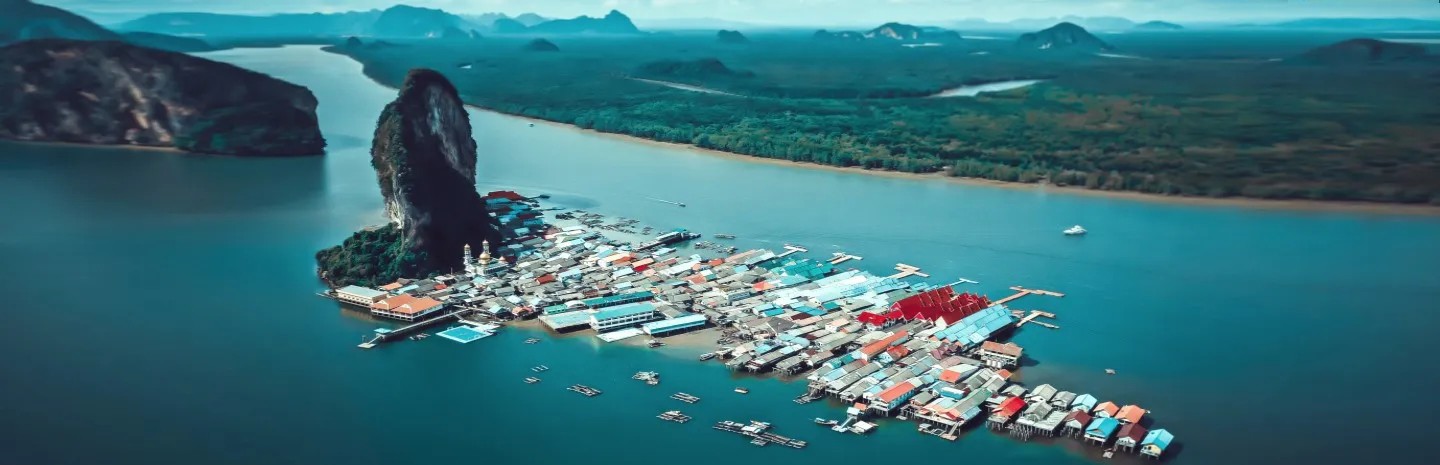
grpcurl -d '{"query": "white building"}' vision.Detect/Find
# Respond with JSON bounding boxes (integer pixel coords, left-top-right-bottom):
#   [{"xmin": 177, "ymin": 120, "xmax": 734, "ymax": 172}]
[
  {"xmin": 589, "ymin": 302, "xmax": 659, "ymax": 332},
  {"xmin": 335, "ymin": 285, "xmax": 387, "ymax": 306}
]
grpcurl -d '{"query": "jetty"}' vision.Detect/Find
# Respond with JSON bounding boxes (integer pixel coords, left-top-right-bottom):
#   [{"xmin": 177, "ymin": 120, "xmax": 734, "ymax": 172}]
[
  {"xmin": 829, "ymin": 252, "xmax": 862, "ymax": 265},
  {"xmin": 777, "ymin": 244, "xmax": 809, "ymax": 258},
  {"xmin": 889, "ymin": 263, "xmax": 930, "ymax": 279},
  {"xmin": 713, "ymin": 421, "xmax": 807, "ymax": 449},
  {"xmin": 1015, "ymin": 310, "xmax": 1059, "ymax": 329},
  {"xmin": 672, "ymin": 392, "xmax": 701, "ymax": 404},
  {"xmin": 357, "ymin": 311, "xmax": 464, "ymax": 349}
]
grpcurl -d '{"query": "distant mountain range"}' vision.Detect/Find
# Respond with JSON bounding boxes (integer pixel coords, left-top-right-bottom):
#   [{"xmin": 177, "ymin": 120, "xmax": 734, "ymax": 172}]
[
  {"xmin": 814, "ymin": 23, "xmax": 960, "ymax": 43},
  {"xmin": 118, "ymin": 5, "xmax": 640, "ymax": 39},
  {"xmin": 496, "ymin": 10, "xmax": 640, "ymax": 35},
  {"xmin": 953, "ymin": 16, "xmax": 1136, "ymax": 31},
  {"xmin": 1252, "ymin": 18, "xmax": 1440, "ymax": 31},
  {"xmin": 1015, "ymin": 22, "xmax": 1114, "ymax": 52},
  {"xmin": 2, "ymin": 0, "xmax": 216, "ymax": 52},
  {"xmin": 1134, "ymin": 21, "xmax": 1184, "ymax": 31},
  {"xmin": 2, "ymin": 0, "xmax": 118, "ymax": 44}
]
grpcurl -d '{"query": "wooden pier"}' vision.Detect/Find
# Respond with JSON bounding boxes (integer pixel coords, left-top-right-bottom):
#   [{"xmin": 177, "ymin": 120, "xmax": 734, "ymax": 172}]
[
  {"xmin": 994, "ymin": 286, "xmax": 1067, "ymax": 307},
  {"xmin": 829, "ymin": 252, "xmax": 862, "ymax": 265},
  {"xmin": 1016, "ymin": 310, "xmax": 1060, "ymax": 329},
  {"xmin": 357, "ymin": 311, "xmax": 464, "ymax": 349},
  {"xmin": 777, "ymin": 244, "xmax": 809, "ymax": 258},
  {"xmin": 889, "ymin": 263, "xmax": 930, "ymax": 279}
]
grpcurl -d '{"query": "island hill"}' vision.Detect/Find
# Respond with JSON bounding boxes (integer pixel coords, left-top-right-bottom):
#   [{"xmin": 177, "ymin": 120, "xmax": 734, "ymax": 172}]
[
  {"xmin": 316, "ymin": 69, "xmax": 503, "ymax": 287},
  {"xmin": 324, "ymin": 16, "xmax": 1440, "ymax": 205},
  {"xmin": 1015, "ymin": 22, "xmax": 1114, "ymax": 51},
  {"xmin": 0, "ymin": 39, "xmax": 325, "ymax": 156}
]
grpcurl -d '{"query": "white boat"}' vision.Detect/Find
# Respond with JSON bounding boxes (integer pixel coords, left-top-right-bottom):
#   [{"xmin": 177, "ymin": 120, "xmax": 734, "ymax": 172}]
[{"xmin": 1063, "ymin": 225, "xmax": 1088, "ymax": 236}]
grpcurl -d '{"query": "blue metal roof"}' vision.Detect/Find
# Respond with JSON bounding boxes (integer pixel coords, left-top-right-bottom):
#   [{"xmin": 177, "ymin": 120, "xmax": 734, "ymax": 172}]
[
  {"xmin": 1142, "ymin": 429, "xmax": 1174, "ymax": 449},
  {"xmin": 1072, "ymin": 394, "xmax": 1098, "ymax": 411},
  {"xmin": 591, "ymin": 302, "xmax": 656, "ymax": 321},
  {"xmin": 1086, "ymin": 417, "xmax": 1120, "ymax": 437}
]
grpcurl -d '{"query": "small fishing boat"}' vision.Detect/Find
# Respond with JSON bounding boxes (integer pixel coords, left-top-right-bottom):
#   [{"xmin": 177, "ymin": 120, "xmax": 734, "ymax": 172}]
[
  {"xmin": 524, "ymin": 377, "xmax": 541, "ymax": 384},
  {"xmin": 714, "ymin": 233, "xmax": 736, "ymax": 239},
  {"xmin": 1063, "ymin": 225, "xmax": 1088, "ymax": 236},
  {"xmin": 698, "ymin": 352, "xmax": 717, "ymax": 361},
  {"xmin": 532, "ymin": 365, "xmax": 550, "ymax": 372},
  {"xmin": 814, "ymin": 418, "xmax": 838, "ymax": 426},
  {"xmin": 647, "ymin": 339, "xmax": 665, "ymax": 348},
  {"xmin": 734, "ymin": 387, "xmax": 750, "ymax": 394}
]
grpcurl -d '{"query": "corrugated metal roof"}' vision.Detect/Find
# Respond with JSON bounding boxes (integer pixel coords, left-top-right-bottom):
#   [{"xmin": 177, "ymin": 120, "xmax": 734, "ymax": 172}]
[{"xmin": 591, "ymin": 302, "xmax": 656, "ymax": 321}]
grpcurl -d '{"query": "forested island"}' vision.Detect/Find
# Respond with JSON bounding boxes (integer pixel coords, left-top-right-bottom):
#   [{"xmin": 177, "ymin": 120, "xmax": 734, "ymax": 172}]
[{"xmin": 324, "ymin": 28, "xmax": 1440, "ymax": 204}]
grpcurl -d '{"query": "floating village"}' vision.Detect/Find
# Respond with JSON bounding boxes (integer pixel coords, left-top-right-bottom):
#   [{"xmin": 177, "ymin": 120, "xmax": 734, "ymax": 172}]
[{"xmin": 323, "ymin": 190, "xmax": 1177, "ymax": 459}]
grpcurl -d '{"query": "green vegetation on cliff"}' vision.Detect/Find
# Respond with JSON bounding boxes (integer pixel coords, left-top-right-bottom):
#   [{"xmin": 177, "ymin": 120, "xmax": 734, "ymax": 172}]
[
  {"xmin": 327, "ymin": 30, "xmax": 1440, "ymax": 204},
  {"xmin": 315, "ymin": 225, "xmax": 426, "ymax": 287}
]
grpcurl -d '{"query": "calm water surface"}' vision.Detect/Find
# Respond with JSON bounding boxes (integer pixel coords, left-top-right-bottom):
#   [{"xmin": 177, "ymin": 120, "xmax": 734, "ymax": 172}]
[{"xmin": 2, "ymin": 45, "xmax": 1438, "ymax": 465}]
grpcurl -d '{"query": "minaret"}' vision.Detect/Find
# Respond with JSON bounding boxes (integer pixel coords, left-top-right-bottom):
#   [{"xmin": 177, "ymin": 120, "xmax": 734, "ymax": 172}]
[
  {"xmin": 478, "ymin": 240, "xmax": 492, "ymax": 275},
  {"xmin": 462, "ymin": 243, "xmax": 473, "ymax": 274}
]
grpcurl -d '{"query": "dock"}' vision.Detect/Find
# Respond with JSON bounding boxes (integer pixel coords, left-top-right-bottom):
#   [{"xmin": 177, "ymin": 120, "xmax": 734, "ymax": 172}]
[
  {"xmin": 993, "ymin": 286, "xmax": 1065, "ymax": 307},
  {"xmin": 889, "ymin": 263, "xmax": 930, "ymax": 279},
  {"xmin": 1010, "ymin": 286, "xmax": 1066, "ymax": 297},
  {"xmin": 356, "ymin": 311, "xmax": 464, "ymax": 349},
  {"xmin": 829, "ymin": 252, "xmax": 862, "ymax": 265},
  {"xmin": 1015, "ymin": 310, "xmax": 1059, "ymax": 329},
  {"xmin": 713, "ymin": 421, "xmax": 807, "ymax": 449},
  {"xmin": 672, "ymin": 392, "xmax": 701, "ymax": 403},
  {"xmin": 777, "ymin": 244, "xmax": 809, "ymax": 258}
]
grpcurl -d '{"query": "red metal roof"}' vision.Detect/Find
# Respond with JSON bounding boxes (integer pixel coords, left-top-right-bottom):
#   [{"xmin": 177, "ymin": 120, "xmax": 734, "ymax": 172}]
[
  {"xmin": 996, "ymin": 396, "xmax": 1026, "ymax": 418},
  {"xmin": 856, "ymin": 311, "xmax": 887, "ymax": 326},
  {"xmin": 876, "ymin": 381, "xmax": 918, "ymax": 403},
  {"xmin": 881, "ymin": 287, "xmax": 991, "ymax": 324},
  {"xmin": 484, "ymin": 190, "xmax": 526, "ymax": 201}
]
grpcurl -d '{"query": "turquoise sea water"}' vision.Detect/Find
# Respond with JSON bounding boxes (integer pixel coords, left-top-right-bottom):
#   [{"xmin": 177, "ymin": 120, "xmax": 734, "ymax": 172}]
[{"xmin": 2, "ymin": 45, "xmax": 1438, "ymax": 465}]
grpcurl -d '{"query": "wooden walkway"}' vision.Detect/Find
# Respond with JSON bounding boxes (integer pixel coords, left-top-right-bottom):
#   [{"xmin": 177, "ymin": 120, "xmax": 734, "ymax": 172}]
[
  {"xmin": 994, "ymin": 285, "xmax": 1067, "ymax": 306},
  {"xmin": 889, "ymin": 263, "xmax": 930, "ymax": 279},
  {"xmin": 1016, "ymin": 310, "xmax": 1059, "ymax": 329}
]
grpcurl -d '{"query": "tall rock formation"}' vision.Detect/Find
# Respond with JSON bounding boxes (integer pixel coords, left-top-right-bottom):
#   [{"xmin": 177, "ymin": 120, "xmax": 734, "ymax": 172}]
[
  {"xmin": 316, "ymin": 69, "xmax": 500, "ymax": 286},
  {"xmin": 0, "ymin": 39, "xmax": 325, "ymax": 155}
]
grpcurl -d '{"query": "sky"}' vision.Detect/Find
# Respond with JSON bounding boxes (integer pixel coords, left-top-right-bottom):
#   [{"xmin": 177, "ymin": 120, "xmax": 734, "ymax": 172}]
[{"xmin": 48, "ymin": 0, "xmax": 1440, "ymax": 26}]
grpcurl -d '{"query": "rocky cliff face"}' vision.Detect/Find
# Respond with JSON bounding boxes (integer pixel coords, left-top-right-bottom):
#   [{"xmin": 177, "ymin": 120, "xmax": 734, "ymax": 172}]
[
  {"xmin": 0, "ymin": 39, "xmax": 325, "ymax": 155},
  {"xmin": 316, "ymin": 69, "xmax": 500, "ymax": 286}
]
